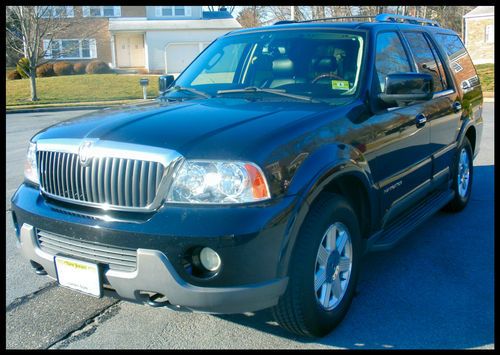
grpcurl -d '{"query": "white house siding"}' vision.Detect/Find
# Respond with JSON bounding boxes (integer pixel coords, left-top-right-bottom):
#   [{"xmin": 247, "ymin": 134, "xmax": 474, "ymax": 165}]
[{"xmin": 145, "ymin": 29, "xmax": 231, "ymax": 73}]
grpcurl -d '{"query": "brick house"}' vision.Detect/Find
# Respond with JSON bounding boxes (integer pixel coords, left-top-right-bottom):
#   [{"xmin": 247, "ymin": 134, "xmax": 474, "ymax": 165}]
[
  {"xmin": 463, "ymin": 6, "xmax": 494, "ymax": 65},
  {"xmin": 41, "ymin": 6, "xmax": 241, "ymax": 74}
]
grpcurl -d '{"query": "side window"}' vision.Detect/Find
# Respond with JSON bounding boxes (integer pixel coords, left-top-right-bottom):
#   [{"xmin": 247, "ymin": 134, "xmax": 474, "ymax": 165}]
[
  {"xmin": 434, "ymin": 33, "xmax": 479, "ymax": 92},
  {"xmin": 375, "ymin": 32, "xmax": 412, "ymax": 93},
  {"xmin": 403, "ymin": 32, "xmax": 446, "ymax": 92}
]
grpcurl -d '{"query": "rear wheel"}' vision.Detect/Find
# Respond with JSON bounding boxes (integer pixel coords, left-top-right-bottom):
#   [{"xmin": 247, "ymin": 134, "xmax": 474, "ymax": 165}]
[
  {"xmin": 444, "ymin": 138, "xmax": 473, "ymax": 212},
  {"xmin": 272, "ymin": 193, "xmax": 362, "ymax": 337}
]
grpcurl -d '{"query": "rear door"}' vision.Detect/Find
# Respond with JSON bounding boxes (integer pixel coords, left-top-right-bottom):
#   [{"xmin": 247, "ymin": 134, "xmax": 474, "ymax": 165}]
[{"xmin": 401, "ymin": 30, "xmax": 461, "ymax": 182}]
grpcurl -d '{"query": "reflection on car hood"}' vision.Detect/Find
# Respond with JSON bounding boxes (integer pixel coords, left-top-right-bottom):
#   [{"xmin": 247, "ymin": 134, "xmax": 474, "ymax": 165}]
[{"xmin": 33, "ymin": 98, "xmax": 331, "ymax": 158}]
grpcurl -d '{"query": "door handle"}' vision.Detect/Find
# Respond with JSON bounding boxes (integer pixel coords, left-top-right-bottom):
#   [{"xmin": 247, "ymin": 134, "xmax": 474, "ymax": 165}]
[
  {"xmin": 452, "ymin": 101, "xmax": 462, "ymax": 112},
  {"xmin": 415, "ymin": 113, "xmax": 427, "ymax": 127}
]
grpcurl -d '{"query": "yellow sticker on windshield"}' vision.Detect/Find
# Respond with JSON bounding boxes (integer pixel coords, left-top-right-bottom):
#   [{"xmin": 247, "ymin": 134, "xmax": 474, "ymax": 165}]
[{"xmin": 331, "ymin": 80, "xmax": 350, "ymax": 90}]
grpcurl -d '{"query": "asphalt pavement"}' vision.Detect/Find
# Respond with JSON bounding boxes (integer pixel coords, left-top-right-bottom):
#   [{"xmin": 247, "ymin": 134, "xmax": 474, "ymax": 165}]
[{"xmin": 5, "ymin": 104, "xmax": 494, "ymax": 349}]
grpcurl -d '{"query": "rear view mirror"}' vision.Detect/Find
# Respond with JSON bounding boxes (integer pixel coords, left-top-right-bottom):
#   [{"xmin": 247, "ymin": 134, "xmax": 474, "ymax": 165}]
[
  {"xmin": 378, "ymin": 73, "xmax": 434, "ymax": 106},
  {"xmin": 159, "ymin": 75, "xmax": 175, "ymax": 94}
]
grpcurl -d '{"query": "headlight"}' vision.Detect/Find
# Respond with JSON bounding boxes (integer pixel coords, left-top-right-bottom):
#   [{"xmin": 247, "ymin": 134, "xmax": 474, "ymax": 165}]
[
  {"xmin": 167, "ymin": 160, "xmax": 270, "ymax": 204},
  {"xmin": 24, "ymin": 142, "xmax": 39, "ymax": 185}
]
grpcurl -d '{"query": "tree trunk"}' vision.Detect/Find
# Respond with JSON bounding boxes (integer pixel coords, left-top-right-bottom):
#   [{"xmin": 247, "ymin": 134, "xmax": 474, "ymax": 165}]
[{"xmin": 29, "ymin": 69, "xmax": 38, "ymax": 101}]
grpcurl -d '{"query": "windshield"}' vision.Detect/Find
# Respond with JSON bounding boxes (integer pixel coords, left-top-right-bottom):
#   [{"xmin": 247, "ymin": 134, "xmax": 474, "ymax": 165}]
[{"xmin": 172, "ymin": 29, "xmax": 366, "ymax": 104}]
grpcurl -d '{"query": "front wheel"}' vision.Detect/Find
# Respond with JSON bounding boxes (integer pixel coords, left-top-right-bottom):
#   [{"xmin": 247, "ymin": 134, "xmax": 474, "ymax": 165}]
[
  {"xmin": 443, "ymin": 137, "xmax": 473, "ymax": 212},
  {"xmin": 272, "ymin": 193, "xmax": 362, "ymax": 337}
]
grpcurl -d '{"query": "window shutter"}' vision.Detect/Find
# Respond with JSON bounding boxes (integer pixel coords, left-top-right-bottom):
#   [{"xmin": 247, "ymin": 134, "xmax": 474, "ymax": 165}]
[
  {"xmin": 89, "ymin": 39, "xmax": 97, "ymax": 58},
  {"xmin": 155, "ymin": 6, "xmax": 162, "ymax": 17},
  {"xmin": 82, "ymin": 6, "xmax": 90, "ymax": 17},
  {"xmin": 185, "ymin": 6, "xmax": 191, "ymax": 16},
  {"xmin": 43, "ymin": 39, "xmax": 52, "ymax": 58},
  {"xmin": 114, "ymin": 6, "xmax": 121, "ymax": 17},
  {"xmin": 66, "ymin": 6, "xmax": 74, "ymax": 17}
]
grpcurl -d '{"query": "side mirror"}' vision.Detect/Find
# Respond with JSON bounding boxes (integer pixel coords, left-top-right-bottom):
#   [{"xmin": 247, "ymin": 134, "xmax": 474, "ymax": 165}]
[
  {"xmin": 378, "ymin": 73, "xmax": 434, "ymax": 106},
  {"xmin": 159, "ymin": 75, "xmax": 175, "ymax": 94}
]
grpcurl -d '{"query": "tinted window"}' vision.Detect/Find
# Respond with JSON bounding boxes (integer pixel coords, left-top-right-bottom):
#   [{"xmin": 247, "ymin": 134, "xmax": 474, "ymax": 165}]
[
  {"xmin": 403, "ymin": 32, "xmax": 445, "ymax": 92},
  {"xmin": 175, "ymin": 30, "xmax": 366, "ymax": 104},
  {"xmin": 435, "ymin": 33, "xmax": 479, "ymax": 91},
  {"xmin": 375, "ymin": 32, "xmax": 412, "ymax": 92}
]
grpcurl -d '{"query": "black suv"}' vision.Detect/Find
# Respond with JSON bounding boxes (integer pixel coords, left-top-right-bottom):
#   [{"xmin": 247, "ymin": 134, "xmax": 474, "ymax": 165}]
[{"xmin": 11, "ymin": 14, "xmax": 483, "ymax": 337}]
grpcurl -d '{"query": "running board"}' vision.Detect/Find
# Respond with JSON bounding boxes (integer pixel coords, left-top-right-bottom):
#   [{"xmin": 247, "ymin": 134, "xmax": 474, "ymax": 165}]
[{"xmin": 367, "ymin": 189, "xmax": 454, "ymax": 252}]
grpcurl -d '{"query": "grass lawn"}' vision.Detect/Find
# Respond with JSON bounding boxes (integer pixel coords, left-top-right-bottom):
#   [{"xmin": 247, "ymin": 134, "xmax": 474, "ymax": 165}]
[
  {"xmin": 476, "ymin": 63, "xmax": 494, "ymax": 92},
  {"xmin": 7, "ymin": 73, "xmax": 160, "ymax": 106}
]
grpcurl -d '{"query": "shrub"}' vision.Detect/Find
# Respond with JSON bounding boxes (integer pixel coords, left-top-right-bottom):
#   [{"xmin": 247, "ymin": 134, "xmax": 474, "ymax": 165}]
[
  {"xmin": 136, "ymin": 68, "xmax": 149, "ymax": 74},
  {"xmin": 16, "ymin": 57, "xmax": 31, "ymax": 79},
  {"xmin": 73, "ymin": 62, "xmax": 87, "ymax": 74},
  {"xmin": 7, "ymin": 70, "xmax": 22, "ymax": 80},
  {"xmin": 53, "ymin": 61, "xmax": 74, "ymax": 76},
  {"xmin": 86, "ymin": 60, "xmax": 112, "ymax": 74},
  {"xmin": 36, "ymin": 63, "xmax": 55, "ymax": 77}
]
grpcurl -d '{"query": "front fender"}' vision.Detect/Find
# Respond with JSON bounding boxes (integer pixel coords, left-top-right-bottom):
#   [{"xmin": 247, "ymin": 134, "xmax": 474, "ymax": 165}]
[{"xmin": 276, "ymin": 143, "xmax": 376, "ymax": 277}]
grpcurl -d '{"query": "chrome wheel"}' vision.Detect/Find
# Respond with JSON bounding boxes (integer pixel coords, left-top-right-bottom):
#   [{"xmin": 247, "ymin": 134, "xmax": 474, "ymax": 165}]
[
  {"xmin": 457, "ymin": 148, "xmax": 470, "ymax": 198},
  {"xmin": 314, "ymin": 222, "xmax": 353, "ymax": 311}
]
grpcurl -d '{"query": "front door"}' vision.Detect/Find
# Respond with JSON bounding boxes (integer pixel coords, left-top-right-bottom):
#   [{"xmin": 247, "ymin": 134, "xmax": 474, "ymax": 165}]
[
  {"xmin": 368, "ymin": 31, "xmax": 433, "ymax": 224},
  {"xmin": 115, "ymin": 33, "xmax": 145, "ymax": 68}
]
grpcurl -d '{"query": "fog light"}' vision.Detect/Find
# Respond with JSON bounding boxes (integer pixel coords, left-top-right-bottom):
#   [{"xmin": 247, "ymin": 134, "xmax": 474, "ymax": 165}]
[{"xmin": 199, "ymin": 247, "xmax": 221, "ymax": 272}]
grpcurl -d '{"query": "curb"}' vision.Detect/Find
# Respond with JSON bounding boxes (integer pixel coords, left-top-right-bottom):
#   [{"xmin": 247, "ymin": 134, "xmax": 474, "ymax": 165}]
[
  {"xmin": 6, "ymin": 105, "xmax": 110, "ymax": 114},
  {"xmin": 6, "ymin": 100, "xmax": 155, "ymax": 114}
]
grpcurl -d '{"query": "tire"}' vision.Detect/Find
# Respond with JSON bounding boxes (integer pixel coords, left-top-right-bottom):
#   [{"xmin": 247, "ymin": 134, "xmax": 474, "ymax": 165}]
[
  {"xmin": 443, "ymin": 137, "xmax": 473, "ymax": 212},
  {"xmin": 272, "ymin": 193, "xmax": 362, "ymax": 337}
]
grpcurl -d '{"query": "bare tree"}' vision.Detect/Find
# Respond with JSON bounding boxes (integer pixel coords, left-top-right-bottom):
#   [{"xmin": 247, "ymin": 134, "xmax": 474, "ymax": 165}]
[
  {"xmin": 236, "ymin": 6, "xmax": 265, "ymax": 28},
  {"xmin": 6, "ymin": 6, "xmax": 105, "ymax": 101}
]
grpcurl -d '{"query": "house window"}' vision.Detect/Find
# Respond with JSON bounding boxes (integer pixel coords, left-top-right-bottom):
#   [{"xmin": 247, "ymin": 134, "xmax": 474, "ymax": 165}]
[
  {"xmin": 155, "ymin": 6, "xmax": 191, "ymax": 17},
  {"xmin": 40, "ymin": 6, "xmax": 74, "ymax": 18},
  {"xmin": 82, "ymin": 6, "xmax": 121, "ymax": 17},
  {"xmin": 485, "ymin": 25, "xmax": 494, "ymax": 43},
  {"xmin": 175, "ymin": 6, "xmax": 185, "ymax": 16},
  {"xmin": 44, "ymin": 39, "xmax": 97, "ymax": 59}
]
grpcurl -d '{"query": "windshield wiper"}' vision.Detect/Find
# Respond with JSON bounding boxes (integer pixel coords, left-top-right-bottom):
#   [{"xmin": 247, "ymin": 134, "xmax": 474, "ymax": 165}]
[
  {"xmin": 163, "ymin": 85, "xmax": 211, "ymax": 99},
  {"xmin": 217, "ymin": 87, "xmax": 317, "ymax": 102}
]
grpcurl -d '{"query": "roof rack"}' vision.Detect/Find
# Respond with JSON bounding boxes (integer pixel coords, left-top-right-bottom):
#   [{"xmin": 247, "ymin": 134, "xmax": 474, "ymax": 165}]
[
  {"xmin": 273, "ymin": 13, "xmax": 440, "ymax": 27},
  {"xmin": 375, "ymin": 13, "xmax": 440, "ymax": 27},
  {"xmin": 274, "ymin": 15, "xmax": 375, "ymax": 25}
]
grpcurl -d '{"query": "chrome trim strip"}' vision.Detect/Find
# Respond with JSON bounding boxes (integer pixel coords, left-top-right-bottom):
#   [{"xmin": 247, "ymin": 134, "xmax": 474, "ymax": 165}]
[
  {"xmin": 432, "ymin": 89, "xmax": 455, "ymax": 100},
  {"xmin": 36, "ymin": 138, "xmax": 184, "ymax": 212},
  {"xmin": 433, "ymin": 142, "xmax": 457, "ymax": 159}
]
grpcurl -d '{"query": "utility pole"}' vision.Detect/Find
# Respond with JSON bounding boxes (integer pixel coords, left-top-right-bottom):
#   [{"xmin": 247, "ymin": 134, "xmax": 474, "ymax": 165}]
[{"xmin": 291, "ymin": 6, "xmax": 295, "ymax": 21}]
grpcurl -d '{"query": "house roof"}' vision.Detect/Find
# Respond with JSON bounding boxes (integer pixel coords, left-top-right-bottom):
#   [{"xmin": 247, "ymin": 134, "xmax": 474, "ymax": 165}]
[
  {"xmin": 463, "ymin": 6, "xmax": 494, "ymax": 18},
  {"xmin": 109, "ymin": 18, "xmax": 241, "ymax": 31},
  {"xmin": 202, "ymin": 11, "xmax": 233, "ymax": 20}
]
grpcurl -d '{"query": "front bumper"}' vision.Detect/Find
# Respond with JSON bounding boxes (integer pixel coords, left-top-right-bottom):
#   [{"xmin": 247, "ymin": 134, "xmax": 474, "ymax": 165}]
[{"xmin": 20, "ymin": 223, "xmax": 288, "ymax": 313}]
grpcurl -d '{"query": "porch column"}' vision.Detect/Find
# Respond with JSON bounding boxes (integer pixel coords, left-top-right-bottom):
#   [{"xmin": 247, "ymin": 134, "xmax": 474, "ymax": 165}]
[
  {"xmin": 110, "ymin": 34, "xmax": 116, "ymax": 68},
  {"xmin": 144, "ymin": 32, "xmax": 149, "ymax": 73}
]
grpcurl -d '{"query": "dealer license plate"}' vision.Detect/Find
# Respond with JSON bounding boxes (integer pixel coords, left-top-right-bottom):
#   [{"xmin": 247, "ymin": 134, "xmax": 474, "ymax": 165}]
[{"xmin": 54, "ymin": 256, "xmax": 102, "ymax": 297}]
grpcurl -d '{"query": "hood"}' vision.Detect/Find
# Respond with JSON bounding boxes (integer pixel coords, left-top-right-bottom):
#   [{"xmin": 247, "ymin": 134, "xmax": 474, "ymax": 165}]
[{"xmin": 33, "ymin": 98, "xmax": 331, "ymax": 159}]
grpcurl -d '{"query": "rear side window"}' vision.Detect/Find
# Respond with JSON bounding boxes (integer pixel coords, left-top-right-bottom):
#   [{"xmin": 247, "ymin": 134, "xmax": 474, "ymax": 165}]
[
  {"xmin": 374, "ymin": 32, "xmax": 412, "ymax": 92},
  {"xmin": 434, "ymin": 33, "xmax": 479, "ymax": 91},
  {"xmin": 403, "ymin": 32, "xmax": 447, "ymax": 92}
]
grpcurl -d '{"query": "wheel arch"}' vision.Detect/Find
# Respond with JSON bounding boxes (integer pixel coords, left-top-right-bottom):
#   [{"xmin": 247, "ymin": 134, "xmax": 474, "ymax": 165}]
[{"xmin": 277, "ymin": 153, "xmax": 377, "ymax": 278}]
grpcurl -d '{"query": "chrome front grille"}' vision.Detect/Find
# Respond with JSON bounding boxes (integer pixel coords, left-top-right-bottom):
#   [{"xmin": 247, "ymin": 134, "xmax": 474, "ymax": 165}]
[
  {"xmin": 38, "ymin": 151, "xmax": 164, "ymax": 208},
  {"xmin": 37, "ymin": 229, "xmax": 137, "ymax": 272},
  {"xmin": 36, "ymin": 139, "xmax": 183, "ymax": 212}
]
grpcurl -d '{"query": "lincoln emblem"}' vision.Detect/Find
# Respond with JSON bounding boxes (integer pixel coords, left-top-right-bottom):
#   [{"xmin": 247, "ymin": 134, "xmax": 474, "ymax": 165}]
[{"xmin": 78, "ymin": 141, "xmax": 94, "ymax": 166}]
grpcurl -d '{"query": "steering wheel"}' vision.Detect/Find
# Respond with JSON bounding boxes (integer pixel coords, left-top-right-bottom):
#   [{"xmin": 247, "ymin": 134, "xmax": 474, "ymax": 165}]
[{"xmin": 312, "ymin": 73, "xmax": 344, "ymax": 83}]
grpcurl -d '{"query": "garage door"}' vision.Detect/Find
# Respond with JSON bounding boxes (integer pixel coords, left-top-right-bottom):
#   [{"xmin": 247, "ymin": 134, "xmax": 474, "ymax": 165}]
[{"xmin": 165, "ymin": 43, "xmax": 200, "ymax": 74}]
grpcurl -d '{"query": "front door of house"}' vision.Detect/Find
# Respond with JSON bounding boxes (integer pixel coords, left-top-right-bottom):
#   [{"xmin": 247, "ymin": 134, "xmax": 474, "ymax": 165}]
[{"xmin": 115, "ymin": 33, "xmax": 145, "ymax": 68}]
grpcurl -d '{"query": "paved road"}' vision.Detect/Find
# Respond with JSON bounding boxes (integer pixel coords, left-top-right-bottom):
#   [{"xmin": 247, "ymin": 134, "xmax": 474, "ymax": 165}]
[{"xmin": 6, "ymin": 105, "xmax": 494, "ymax": 349}]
